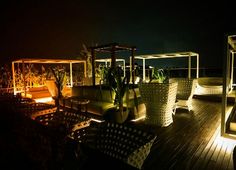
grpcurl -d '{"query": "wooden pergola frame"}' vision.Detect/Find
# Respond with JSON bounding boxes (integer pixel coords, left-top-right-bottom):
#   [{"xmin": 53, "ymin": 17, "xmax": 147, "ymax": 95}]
[
  {"xmin": 95, "ymin": 58, "xmax": 126, "ymax": 77},
  {"xmin": 12, "ymin": 58, "xmax": 86, "ymax": 95},
  {"xmin": 134, "ymin": 51, "xmax": 199, "ymax": 81},
  {"xmin": 90, "ymin": 43, "xmax": 136, "ymax": 86},
  {"xmin": 222, "ymin": 34, "xmax": 236, "ymax": 138}
]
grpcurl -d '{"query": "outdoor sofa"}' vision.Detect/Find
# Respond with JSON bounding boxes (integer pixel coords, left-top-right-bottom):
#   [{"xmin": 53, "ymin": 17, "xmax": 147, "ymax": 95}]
[{"xmin": 61, "ymin": 85, "xmax": 146, "ymax": 120}]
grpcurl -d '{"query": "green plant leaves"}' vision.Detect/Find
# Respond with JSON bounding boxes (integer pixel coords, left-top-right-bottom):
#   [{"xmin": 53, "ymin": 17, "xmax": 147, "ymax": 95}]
[{"xmin": 151, "ymin": 68, "xmax": 167, "ymax": 83}]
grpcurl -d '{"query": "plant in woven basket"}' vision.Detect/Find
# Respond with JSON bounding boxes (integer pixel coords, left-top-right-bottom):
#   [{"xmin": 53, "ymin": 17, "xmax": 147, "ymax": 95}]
[
  {"xmin": 150, "ymin": 68, "xmax": 168, "ymax": 83},
  {"xmin": 139, "ymin": 67, "xmax": 177, "ymax": 127}
]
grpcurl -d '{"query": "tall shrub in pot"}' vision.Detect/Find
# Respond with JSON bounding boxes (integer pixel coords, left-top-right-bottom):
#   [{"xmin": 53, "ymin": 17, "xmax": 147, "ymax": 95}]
[
  {"xmin": 46, "ymin": 66, "xmax": 67, "ymax": 112},
  {"xmin": 102, "ymin": 66, "xmax": 131, "ymax": 123}
]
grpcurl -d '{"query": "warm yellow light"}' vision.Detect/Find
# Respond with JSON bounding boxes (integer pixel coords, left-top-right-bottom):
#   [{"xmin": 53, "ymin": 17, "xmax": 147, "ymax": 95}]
[
  {"xmin": 213, "ymin": 126, "xmax": 236, "ymax": 155},
  {"xmin": 134, "ymin": 77, "xmax": 140, "ymax": 84},
  {"xmin": 215, "ymin": 135, "xmax": 236, "ymax": 154},
  {"xmin": 131, "ymin": 115, "xmax": 146, "ymax": 122},
  {"xmin": 34, "ymin": 97, "xmax": 53, "ymax": 103},
  {"xmin": 90, "ymin": 118, "xmax": 104, "ymax": 123}
]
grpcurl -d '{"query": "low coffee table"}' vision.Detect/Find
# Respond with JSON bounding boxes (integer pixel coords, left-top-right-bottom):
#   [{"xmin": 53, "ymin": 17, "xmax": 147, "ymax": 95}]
[{"xmin": 71, "ymin": 98, "xmax": 90, "ymax": 114}]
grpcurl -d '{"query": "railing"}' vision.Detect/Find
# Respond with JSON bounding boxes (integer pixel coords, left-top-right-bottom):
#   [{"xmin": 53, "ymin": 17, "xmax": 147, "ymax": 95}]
[{"xmin": 0, "ymin": 87, "xmax": 14, "ymax": 95}]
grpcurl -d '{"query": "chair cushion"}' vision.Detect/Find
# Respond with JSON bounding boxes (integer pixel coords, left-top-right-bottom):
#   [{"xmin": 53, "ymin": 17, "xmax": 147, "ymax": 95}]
[{"xmin": 87, "ymin": 101, "xmax": 115, "ymax": 116}]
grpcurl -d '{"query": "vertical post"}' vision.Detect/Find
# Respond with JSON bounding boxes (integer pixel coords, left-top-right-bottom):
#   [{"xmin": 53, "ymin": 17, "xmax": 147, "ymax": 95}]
[
  {"xmin": 143, "ymin": 58, "xmax": 145, "ymax": 81},
  {"xmin": 70, "ymin": 62, "xmax": 73, "ymax": 87},
  {"xmin": 196, "ymin": 54, "xmax": 199, "ymax": 78},
  {"xmin": 22, "ymin": 61, "xmax": 26, "ymax": 97},
  {"xmin": 221, "ymin": 35, "xmax": 230, "ymax": 136},
  {"xmin": 123, "ymin": 59, "xmax": 126, "ymax": 78},
  {"xmin": 29, "ymin": 64, "xmax": 31, "ymax": 88},
  {"xmin": 188, "ymin": 55, "xmax": 191, "ymax": 79},
  {"xmin": 91, "ymin": 48, "xmax": 96, "ymax": 86},
  {"xmin": 129, "ymin": 56, "xmax": 132, "ymax": 83},
  {"xmin": 12, "ymin": 62, "xmax": 16, "ymax": 95},
  {"xmin": 83, "ymin": 61, "xmax": 87, "ymax": 78},
  {"xmin": 131, "ymin": 47, "xmax": 135, "ymax": 84},
  {"xmin": 230, "ymin": 52, "xmax": 234, "ymax": 90},
  {"xmin": 111, "ymin": 45, "xmax": 116, "ymax": 68}
]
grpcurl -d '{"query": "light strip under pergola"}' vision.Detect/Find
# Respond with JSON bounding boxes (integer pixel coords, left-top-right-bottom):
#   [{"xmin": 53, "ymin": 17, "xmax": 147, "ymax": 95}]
[
  {"xmin": 12, "ymin": 58, "xmax": 86, "ymax": 95},
  {"xmin": 134, "ymin": 51, "xmax": 199, "ymax": 81}
]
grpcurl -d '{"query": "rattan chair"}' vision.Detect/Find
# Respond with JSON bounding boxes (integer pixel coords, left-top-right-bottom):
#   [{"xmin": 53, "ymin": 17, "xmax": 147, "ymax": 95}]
[
  {"xmin": 72, "ymin": 121, "xmax": 156, "ymax": 169},
  {"xmin": 170, "ymin": 78, "xmax": 197, "ymax": 111},
  {"xmin": 138, "ymin": 82, "xmax": 178, "ymax": 127}
]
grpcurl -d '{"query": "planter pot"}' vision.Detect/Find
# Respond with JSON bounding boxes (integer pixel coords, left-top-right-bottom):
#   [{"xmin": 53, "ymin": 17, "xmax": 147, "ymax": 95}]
[
  {"xmin": 45, "ymin": 79, "xmax": 58, "ymax": 97},
  {"xmin": 46, "ymin": 79, "xmax": 68, "ymax": 98},
  {"xmin": 104, "ymin": 107, "xmax": 129, "ymax": 124},
  {"xmin": 138, "ymin": 82, "xmax": 178, "ymax": 127}
]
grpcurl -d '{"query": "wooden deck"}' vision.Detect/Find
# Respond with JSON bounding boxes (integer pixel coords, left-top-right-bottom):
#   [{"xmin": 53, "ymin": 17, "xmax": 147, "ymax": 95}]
[
  {"xmin": 1, "ymin": 94, "xmax": 236, "ymax": 169},
  {"xmin": 135, "ymin": 98, "xmax": 236, "ymax": 170}
]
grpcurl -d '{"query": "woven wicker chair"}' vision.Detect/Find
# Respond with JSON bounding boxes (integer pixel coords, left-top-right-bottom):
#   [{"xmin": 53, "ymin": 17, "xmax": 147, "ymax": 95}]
[
  {"xmin": 138, "ymin": 82, "xmax": 178, "ymax": 127},
  {"xmin": 72, "ymin": 121, "xmax": 156, "ymax": 169},
  {"xmin": 33, "ymin": 108, "xmax": 90, "ymax": 131},
  {"xmin": 170, "ymin": 78, "xmax": 197, "ymax": 111}
]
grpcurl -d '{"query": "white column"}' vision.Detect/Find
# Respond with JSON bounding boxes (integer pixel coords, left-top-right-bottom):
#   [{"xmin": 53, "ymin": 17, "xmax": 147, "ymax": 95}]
[
  {"xmin": 143, "ymin": 59, "xmax": 145, "ymax": 81},
  {"xmin": 196, "ymin": 54, "xmax": 199, "ymax": 78},
  {"xmin": 130, "ymin": 56, "xmax": 132, "ymax": 83}
]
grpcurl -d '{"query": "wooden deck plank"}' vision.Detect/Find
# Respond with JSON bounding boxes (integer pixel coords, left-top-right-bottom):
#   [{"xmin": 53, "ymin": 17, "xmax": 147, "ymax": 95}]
[
  {"xmin": 184, "ymin": 112, "xmax": 220, "ymax": 168},
  {"xmin": 217, "ymin": 141, "xmax": 228, "ymax": 169},
  {"xmin": 138, "ymin": 98, "xmax": 236, "ymax": 170}
]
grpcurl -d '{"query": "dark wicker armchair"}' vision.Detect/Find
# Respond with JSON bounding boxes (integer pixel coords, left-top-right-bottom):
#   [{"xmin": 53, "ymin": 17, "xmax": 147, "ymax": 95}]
[{"xmin": 71, "ymin": 121, "xmax": 157, "ymax": 169}]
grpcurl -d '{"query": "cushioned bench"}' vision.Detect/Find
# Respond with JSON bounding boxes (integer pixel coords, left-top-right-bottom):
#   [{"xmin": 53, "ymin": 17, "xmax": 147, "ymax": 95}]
[
  {"xmin": 195, "ymin": 77, "xmax": 223, "ymax": 95},
  {"xmin": 61, "ymin": 85, "xmax": 146, "ymax": 120}
]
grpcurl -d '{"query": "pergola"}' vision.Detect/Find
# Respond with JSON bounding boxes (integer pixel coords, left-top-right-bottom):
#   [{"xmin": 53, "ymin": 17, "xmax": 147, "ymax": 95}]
[
  {"xmin": 95, "ymin": 58, "xmax": 126, "ymax": 77},
  {"xmin": 222, "ymin": 34, "xmax": 236, "ymax": 138},
  {"xmin": 134, "ymin": 51, "xmax": 199, "ymax": 81},
  {"xmin": 90, "ymin": 43, "xmax": 136, "ymax": 86},
  {"xmin": 12, "ymin": 58, "xmax": 86, "ymax": 95}
]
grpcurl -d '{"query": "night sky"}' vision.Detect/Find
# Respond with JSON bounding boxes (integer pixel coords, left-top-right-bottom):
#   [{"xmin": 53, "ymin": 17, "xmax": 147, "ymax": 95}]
[{"xmin": 0, "ymin": 1, "xmax": 235, "ymax": 68}]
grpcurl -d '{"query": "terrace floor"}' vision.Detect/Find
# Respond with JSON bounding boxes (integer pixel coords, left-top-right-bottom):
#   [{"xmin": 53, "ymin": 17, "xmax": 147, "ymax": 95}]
[
  {"xmin": 136, "ymin": 98, "xmax": 236, "ymax": 170},
  {"xmin": 1, "ymin": 95, "xmax": 236, "ymax": 169}
]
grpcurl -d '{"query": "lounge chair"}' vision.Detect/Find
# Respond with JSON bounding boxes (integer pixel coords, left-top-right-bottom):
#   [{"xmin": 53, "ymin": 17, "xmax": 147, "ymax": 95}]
[{"xmin": 170, "ymin": 78, "xmax": 197, "ymax": 111}]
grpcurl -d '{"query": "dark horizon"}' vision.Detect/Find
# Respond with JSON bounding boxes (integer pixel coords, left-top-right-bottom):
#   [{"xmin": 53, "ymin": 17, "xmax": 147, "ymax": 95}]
[{"xmin": 0, "ymin": 1, "xmax": 235, "ymax": 68}]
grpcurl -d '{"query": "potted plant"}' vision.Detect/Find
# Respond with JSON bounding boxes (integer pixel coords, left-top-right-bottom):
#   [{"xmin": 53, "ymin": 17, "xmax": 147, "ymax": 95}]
[
  {"xmin": 150, "ymin": 68, "xmax": 168, "ymax": 83},
  {"xmin": 46, "ymin": 66, "xmax": 67, "ymax": 112},
  {"xmin": 139, "ymin": 67, "xmax": 178, "ymax": 127},
  {"xmin": 102, "ymin": 66, "xmax": 131, "ymax": 123}
]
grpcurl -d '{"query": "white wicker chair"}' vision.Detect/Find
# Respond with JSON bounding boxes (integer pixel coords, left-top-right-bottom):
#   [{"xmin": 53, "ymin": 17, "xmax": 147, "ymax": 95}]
[
  {"xmin": 169, "ymin": 78, "xmax": 197, "ymax": 111},
  {"xmin": 138, "ymin": 82, "xmax": 178, "ymax": 127}
]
